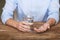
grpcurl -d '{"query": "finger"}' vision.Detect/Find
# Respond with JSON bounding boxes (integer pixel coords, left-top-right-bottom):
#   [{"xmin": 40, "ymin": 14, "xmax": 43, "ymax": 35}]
[
  {"xmin": 19, "ymin": 23, "xmax": 30, "ymax": 30},
  {"xmin": 18, "ymin": 26, "xmax": 26, "ymax": 32},
  {"xmin": 21, "ymin": 25, "xmax": 31, "ymax": 30},
  {"xmin": 18, "ymin": 26, "xmax": 31, "ymax": 32},
  {"xmin": 43, "ymin": 24, "xmax": 50, "ymax": 30},
  {"xmin": 38, "ymin": 26, "xmax": 46, "ymax": 32},
  {"xmin": 44, "ymin": 23, "xmax": 50, "ymax": 29},
  {"xmin": 22, "ymin": 21, "xmax": 33, "ymax": 25},
  {"xmin": 34, "ymin": 28, "xmax": 42, "ymax": 32},
  {"xmin": 34, "ymin": 26, "xmax": 47, "ymax": 32},
  {"xmin": 47, "ymin": 26, "xmax": 50, "ymax": 29},
  {"xmin": 18, "ymin": 22, "xmax": 31, "ymax": 32},
  {"xmin": 19, "ymin": 23, "xmax": 31, "ymax": 32}
]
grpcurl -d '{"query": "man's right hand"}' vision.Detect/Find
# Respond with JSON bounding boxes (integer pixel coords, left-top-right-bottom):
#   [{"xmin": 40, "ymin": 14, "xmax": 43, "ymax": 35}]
[
  {"xmin": 6, "ymin": 19, "xmax": 33, "ymax": 32},
  {"xmin": 17, "ymin": 21, "xmax": 33, "ymax": 32}
]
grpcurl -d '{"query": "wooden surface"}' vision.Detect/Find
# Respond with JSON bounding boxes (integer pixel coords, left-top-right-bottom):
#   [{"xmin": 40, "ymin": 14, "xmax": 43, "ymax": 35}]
[{"xmin": 0, "ymin": 22, "xmax": 60, "ymax": 40}]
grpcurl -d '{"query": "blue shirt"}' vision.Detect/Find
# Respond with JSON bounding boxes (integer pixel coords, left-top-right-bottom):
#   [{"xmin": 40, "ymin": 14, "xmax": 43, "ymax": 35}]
[{"xmin": 1, "ymin": 0, "xmax": 59, "ymax": 24}]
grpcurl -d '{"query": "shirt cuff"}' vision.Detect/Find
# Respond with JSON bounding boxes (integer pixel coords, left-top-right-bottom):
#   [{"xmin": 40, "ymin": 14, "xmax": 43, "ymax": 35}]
[
  {"xmin": 1, "ymin": 16, "xmax": 13, "ymax": 24},
  {"xmin": 47, "ymin": 15, "xmax": 59, "ymax": 24}
]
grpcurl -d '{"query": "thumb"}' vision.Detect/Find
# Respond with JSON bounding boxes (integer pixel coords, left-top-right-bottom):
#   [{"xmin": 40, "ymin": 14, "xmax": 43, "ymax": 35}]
[{"xmin": 47, "ymin": 26, "xmax": 50, "ymax": 29}]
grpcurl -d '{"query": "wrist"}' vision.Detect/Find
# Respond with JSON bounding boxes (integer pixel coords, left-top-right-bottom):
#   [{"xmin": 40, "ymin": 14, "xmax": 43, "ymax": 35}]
[
  {"xmin": 15, "ymin": 22, "xmax": 20, "ymax": 29},
  {"xmin": 47, "ymin": 18, "xmax": 56, "ymax": 26}
]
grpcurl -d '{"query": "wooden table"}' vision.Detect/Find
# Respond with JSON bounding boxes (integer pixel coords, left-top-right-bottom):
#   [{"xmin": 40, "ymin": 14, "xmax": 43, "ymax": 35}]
[{"xmin": 0, "ymin": 22, "xmax": 60, "ymax": 40}]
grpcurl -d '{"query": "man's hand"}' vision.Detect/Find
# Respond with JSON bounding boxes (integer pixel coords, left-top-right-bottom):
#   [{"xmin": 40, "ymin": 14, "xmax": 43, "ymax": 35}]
[
  {"xmin": 6, "ymin": 18, "xmax": 33, "ymax": 32},
  {"xmin": 34, "ymin": 23, "xmax": 50, "ymax": 32},
  {"xmin": 6, "ymin": 18, "xmax": 55, "ymax": 33},
  {"xmin": 17, "ymin": 21, "xmax": 33, "ymax": 32}
]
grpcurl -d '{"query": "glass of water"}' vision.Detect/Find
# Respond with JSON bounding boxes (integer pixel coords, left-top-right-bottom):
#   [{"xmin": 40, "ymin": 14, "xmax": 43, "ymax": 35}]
[
  {"xmin": 23, "ymin": 15, "xmax": 34, "ymax": 32},
  {"xmin": 23, "ymin": 15, "xmax": 34, "ymax": 23}
]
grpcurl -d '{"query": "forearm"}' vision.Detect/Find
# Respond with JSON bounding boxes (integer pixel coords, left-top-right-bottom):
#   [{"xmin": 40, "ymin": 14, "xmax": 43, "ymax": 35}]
[
  {"xmin": 5, "ymin": 18, "xmax": 19, "ymax": 28},
  {"xmin": 46, "ymin": 18, "xmax": 56, "ymax": 26}
]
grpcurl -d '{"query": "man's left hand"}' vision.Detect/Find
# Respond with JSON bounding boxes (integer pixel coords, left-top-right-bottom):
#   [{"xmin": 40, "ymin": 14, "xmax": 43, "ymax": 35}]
[{"xmin": 34, "ymin": 23, "xmax": 50, "ymax": 32}]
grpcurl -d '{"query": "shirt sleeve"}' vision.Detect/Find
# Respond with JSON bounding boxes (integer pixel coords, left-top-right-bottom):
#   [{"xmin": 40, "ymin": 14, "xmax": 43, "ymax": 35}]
[
  {"xmin": 47, "ymin": 0, "xmax": 59, "ymax": 24},
  {"xmin": 1, "ymin": 0, "xmax": 17, "ymax": 24}
]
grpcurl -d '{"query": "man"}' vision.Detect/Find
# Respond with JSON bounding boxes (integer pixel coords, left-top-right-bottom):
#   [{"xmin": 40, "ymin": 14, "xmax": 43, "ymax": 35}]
[{"xmin": 1, "ymin": 0, "xmax": 59, "ymax": 32}]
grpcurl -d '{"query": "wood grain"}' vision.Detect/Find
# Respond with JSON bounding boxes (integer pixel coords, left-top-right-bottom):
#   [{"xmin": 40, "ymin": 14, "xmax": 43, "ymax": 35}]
[{"xmin": 0, "ymin": 22, "xmax": 60, "ymax": 40}]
